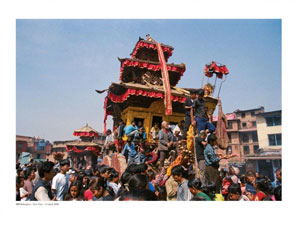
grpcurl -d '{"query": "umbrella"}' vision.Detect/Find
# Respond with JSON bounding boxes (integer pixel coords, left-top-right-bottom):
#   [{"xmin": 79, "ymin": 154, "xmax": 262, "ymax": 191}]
[{"xmin": 18, "ymin": 152, "xmax": 32, "ymax": 165}]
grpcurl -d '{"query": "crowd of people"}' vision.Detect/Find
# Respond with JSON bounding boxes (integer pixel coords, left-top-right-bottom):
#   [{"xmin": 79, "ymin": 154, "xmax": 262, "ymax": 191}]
[
  {"xmin": 16, "ymin": 158, "xmax": 282, "ymax": 201},
  {"xmin": 16, "ymin": 88, "xmax": 282, "ymax": 201}
]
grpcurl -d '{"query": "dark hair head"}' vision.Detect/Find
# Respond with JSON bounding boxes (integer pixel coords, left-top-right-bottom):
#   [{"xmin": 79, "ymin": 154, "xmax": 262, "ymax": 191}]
[
  {"xmin": 228, "ymin": 183, "xmax": 241, "ymax": 195},
  {"xmin": 128, "ymin": 174, "xmax": 148, "ymax": 190},
  {"xmin": 188, "ymin": 178, "xmax": 202, "ymax": 190},
  {"xmin": 171, "ymin": 165, "xmax": 185, "ymax": 177},
  {"xmin": 120, "ymin": 171, "xmax": 132, "ymax": 186},
  {"xmin": 189, "ymin": 89, "xmax": 196, "ymax": 95},
  {"xmin": 109, "ymin": 169, "xmax": 119, "ymax": 181},
  {"xmin": 137, "ymin": 163, "xmax": 148, "ymax": 173},
  {"xmin": 16, "ymin": 176, "xmax": 24, "ymax": 185},
  {"xmin": 64, "ymin": 180, "xmax": 85, "ymax": 201},
  {"xmin": 17, "ymin": 168, "xmax": 23, "ymax": 176},
  {"xmin": 275, "ymin": 168, "xmax": 281, "ymax": 175},
  {"xmin": 59, "ymin": 159, "xmax": 70, "ymax": 167},
  {"xmin": 246, "ymin": 170, "xmax": 255, "ymax": 177},
  {"xmin": 125, "ymin": 163, "xmax": 139, "ymax": 174},
  {"xmin": 24, "ymin": 167, "xmax": 34, "ymax": 180},
  {"xmin": 197, "ymin": 88, "xmax": 204, "ymax": 97},
  {"xmin": 106, "ymin": 129, "xmax": 111, "ymax": 134},
  {"xmin": 255, "ymin": 177, "xmax": 273, "ymax": 194},
  {"xmin": 274, "ymin": 186, "xmax": 282, "ymax": 201},
  {"xmin": 89, "ymin": 177, "xmax": 105, "ymax": 190},
  {"xmin": 202, "ymin": 182, "xmax": 216, "ymax": 200},
  {"xmin": 239, "ymin": 175, "xmax": 247, "ymax": 184},
  {"xmin": 119, "ymin": 189, "xmax": 157, "ymax": 201},
  {"xmin": 208, "ymin": 134, "xmax": 217, "ymax": 144},
  {"xmin": 38, "ymin": 161, "xmax": 55, "ymax": 178}
]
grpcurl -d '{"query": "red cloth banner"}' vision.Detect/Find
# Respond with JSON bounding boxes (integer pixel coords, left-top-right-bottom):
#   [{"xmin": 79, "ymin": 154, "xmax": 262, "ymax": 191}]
[
  {"xmin": 131, "ymin": 41, "xmax": 173, "ymax": 61},
  {"xmin": 107, "ymin": 88, "xmax": 186, "ymax": 104},
  {"xmin": 73, "ymin": 131, "xmax": 99, "ymax": 137},
  {"xmin": 103, "ymin": 96, "xmax": 108, "ymax": 134},
  {"xmin": 119, "ymin": 59, "xmax": 185, "ymax": 84},
  {"xmin": 156, "ymin": 41, "xmax": 172, "ymax": 115}
]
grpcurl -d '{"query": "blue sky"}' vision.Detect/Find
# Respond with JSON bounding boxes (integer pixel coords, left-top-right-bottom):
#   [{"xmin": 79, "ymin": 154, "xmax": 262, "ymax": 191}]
[{"xmin": 16, "ymin": 19, "xmax": 281, "ymax": 142}]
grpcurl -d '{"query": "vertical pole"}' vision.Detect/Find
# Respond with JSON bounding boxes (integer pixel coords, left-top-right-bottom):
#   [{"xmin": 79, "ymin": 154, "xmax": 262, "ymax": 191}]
[
  {"xmin": 201, "ymin": 75, "xmax": 205, "ymax": 88},
  {"xmin": 213, "ymin": 76, "xmax": 217, "ymax": 95}
]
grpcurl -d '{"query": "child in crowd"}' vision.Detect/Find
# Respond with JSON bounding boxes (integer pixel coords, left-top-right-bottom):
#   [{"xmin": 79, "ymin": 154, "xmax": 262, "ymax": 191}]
[
  {"xmin": 227, "ymin": 183, "xmax": 242, "ymax": 201},
  {"xmin": 64, "ymin": 181, "xmax": 85, "ymax": 201},
  {"xmin": 90, "ymin": 177, "xmax": 105, "ymax": 201}
]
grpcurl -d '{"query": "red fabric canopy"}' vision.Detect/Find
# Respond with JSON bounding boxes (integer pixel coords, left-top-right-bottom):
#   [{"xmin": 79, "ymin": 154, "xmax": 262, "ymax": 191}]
[
  {"xmin": 66, "ymin": 145, "xmax": 100, "ymax": 155},
  {"xmin": 119, "ymin": 59, "xmax": 185, "ymax": 83},
  {"xmin": 204, "ymin": 61, "xmax": 229, "ymax": 78},
  {"xmin": 73, "ymin": 131, "xmax": 99, "ymax": 137},
  {"xmin": 108, "ymin": 88, "xmax": 186, "ymax": 104},
  {"xmin": 131, "ymin": 41, "xmax": 173, "ymax": 61}
]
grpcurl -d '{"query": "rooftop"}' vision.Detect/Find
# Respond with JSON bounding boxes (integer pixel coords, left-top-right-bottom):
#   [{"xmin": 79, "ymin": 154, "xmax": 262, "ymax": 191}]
[
  {"xmin": 256, "ymin": 110, "xmax": 281, "ymax": 116},
  {"xmin": 234, "ymin": 106, "xmax": 264, "ymax": 113},
  {"xmin": 73, "ymin": 123, "xmax": 99, "ymax": 134}
]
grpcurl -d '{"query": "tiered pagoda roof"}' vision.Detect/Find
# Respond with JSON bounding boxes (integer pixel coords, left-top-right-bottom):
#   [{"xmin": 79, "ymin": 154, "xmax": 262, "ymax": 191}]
[
  {"xmin": 73, "ymin": 123, "xmax": 99, "ymax": 137},
  {"xmin": 99, "ymin": 35, "xmax": 192, "ymax": 128},
  {"xmin": 130, "ymin": 38, "xmax": 174, "ymax": 62},
  {"xmin": 118, "ymin": 57, "xmax": 185, "ymax": 86},
  {"xmin": 66, "ymin": 123, "xmax": 101, "ymax": 155}
]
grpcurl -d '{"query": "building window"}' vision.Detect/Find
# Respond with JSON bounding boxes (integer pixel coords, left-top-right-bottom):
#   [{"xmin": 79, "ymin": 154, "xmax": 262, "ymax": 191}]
[
  {"xmin": 254, "ymin": 145, "xmax": 260, "ymax": 153},
  {"xmin": 228, "ymin": 121, "xmax": 233, "ymax": 129},
  {"xmin": 242, "ymin": 134, "xmax": 249, "ymax": 143},
  {"xmin": 242, "ymin": 122, "xmax": 247, "ymax": 128},
  {"xmin": 243, "ymin": 146, "xmax": 250, "ymax": 154},
  {"xmin": 252, "ymin": 121, "xmax": 256, "ymax": 127},
  {"xmin": 241, "ymin": 112, "xmax": 245, "ymax": 118},
  {"xmin": 36, "ymin": 154, "xmax": 41, "ymax": 159},
  {"xmin": 251, "ymin": 111, "xmax": 255, "ymax": 117},
  {"xmin": 268, "ymin": 134, "xmax": 282, "ymax": 146},
  {"xmin": 266, "ymin": 115, "xmax": 281, "ymax": 126},
  {"xmin": 252, "ymin": 131, "xmax": 258, "ymax": 142},
  {"xmin": 274, "ymin": 115, "xmax": 281, "ymax": 126}
]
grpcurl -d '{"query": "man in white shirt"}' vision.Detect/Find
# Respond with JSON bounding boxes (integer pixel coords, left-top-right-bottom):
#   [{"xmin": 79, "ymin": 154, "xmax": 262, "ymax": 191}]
[{"xmin": 51, "ymin": 159, "xmax": 70, "ymax": 201}]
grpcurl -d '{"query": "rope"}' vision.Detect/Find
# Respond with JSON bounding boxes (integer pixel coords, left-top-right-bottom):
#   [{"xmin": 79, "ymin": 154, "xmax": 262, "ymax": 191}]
[{"xmin": 217, "ymin": 75, "xmax": 227, "ymax": 98}]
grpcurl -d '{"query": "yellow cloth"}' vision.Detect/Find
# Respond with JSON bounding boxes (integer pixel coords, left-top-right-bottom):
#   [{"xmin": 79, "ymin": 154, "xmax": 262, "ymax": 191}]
[
  {"xmin": 214, "ymin": 193, "xmax": 224, "ymax": 201},
  {"xmin": 166, "ymin": 153, "xmax": 183, "ymax": 176}
]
